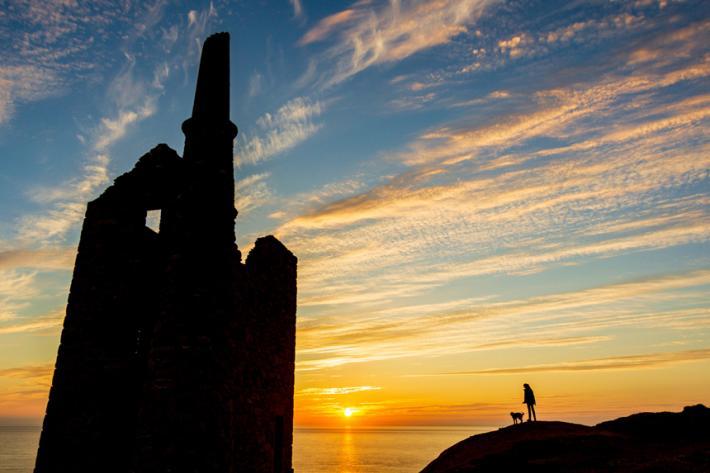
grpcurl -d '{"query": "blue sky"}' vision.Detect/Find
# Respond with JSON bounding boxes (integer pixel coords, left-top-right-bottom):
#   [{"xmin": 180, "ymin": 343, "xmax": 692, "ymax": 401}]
[{"xmin": 0, "ymin": 0, "xmax": 709, "ymax": 425}]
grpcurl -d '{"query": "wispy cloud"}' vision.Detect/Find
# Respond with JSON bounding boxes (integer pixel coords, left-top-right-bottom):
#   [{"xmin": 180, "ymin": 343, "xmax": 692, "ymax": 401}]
[
  {"xmin": 443, "ymin": 349, "xmax": 710, "ymax": 375},
  {"xmin": 0, "ymin": 363, "xmax": 54, "ymax": 414},
  {"xmin": 182, "ymin": 2, "xmax": 219, "ymax": 73},
  {"xmin": 265, "ymin": 177, "xmax": 366, "ymax": 224},
  {"xmin": 395, "ymin": 5, "xmax": 701, "ymax": 100},
  {"xmin": 296, "ymin": 270, "xmax": 710, "ymax": 370},
  {"xmin": 0, "ymin": 0, "xmax": 172, "ymax": 125},
  {"xmin": 488, "ymin": 12, "xmax": 647, "ymax": 64},
  {"xmin": 0, "ymin": 65, "xmax": 60, "ymax": 124},
  {"xmin": 271, "ymin": 35, "xmax": 710, "ymax": 309},
  {"xmin": 0, "ymin": 363, "xmax": 54, "ymax": 381},
  {"xmin": 248, "ymin": 71, "xmax": 262, "ymax": 97},
  {"xmin": 0, "ymin": 308, "xmax": 64, "ymax": 335},
  {"xmin": 0, "ymin": 248, "xmax": 74, "ymax": 271},
  {"xmin": 94, "ymin": 105, "xmax": 157, "ymax": 152},
  {"xmin": 299, "ymin": 9, "xmax": 356, "ymax": 46},
  {"xmin": 289, "ymin": 0, "xmax": 304, "ymax": 19},
  {"xmin": 235, "ymin": 97, "xmax": 324, "ymax": 166},
  {"xmin": 235, "ymin": 172, "xmax": 272, "ymax": 214},
  {"xmin": 0, "ymin": 270, "xmax": 38, "ymax": 321},
  {"xmin": 187, "ymin": 2, "xmax": 217, "ymax": 33},
  {"xmin": 298, "ymin": 385, "xmax": 381, "ymax": 396},
  {"xmin": 300, "ymin": 0, "xmax": 498, "ymax": 86}
]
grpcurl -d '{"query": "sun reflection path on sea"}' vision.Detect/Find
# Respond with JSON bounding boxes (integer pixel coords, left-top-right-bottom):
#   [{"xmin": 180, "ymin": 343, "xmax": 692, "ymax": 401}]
[
  {"xmin": 293, "ymin": 425, "xmax": 489, "ymax": 473},
  {"xmin": 338, "ymin": 427, "xmax": 357, "ymax": 473}
]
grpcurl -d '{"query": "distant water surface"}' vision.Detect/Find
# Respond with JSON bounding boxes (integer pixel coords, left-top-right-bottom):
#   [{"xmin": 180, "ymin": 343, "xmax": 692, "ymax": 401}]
[
  {"xmin": 294, "ymin": 426, "xmax": 490, "ymax": 473},
  {"xmin": 0, "ymin": 427, "xmax": 40, "ymax": 473},
  {"xmin": 0, "ymin": 425, "xmax": 491, "ymax": 473}
]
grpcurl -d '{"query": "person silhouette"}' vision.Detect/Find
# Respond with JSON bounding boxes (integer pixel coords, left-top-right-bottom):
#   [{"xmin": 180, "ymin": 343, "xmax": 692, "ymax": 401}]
[{"xmin": 523, "ymin": 383, "xmax": 537, "ymax": 421}]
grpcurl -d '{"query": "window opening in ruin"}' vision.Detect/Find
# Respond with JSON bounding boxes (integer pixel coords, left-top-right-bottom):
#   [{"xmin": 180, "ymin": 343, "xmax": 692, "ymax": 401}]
[{"xmin": 146, "ymin": 209, "xmax": 161, "ymax": 233}]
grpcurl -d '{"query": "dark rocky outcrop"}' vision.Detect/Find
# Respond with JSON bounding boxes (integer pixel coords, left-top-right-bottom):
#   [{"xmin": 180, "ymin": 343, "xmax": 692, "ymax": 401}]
[
  {"xmin": 422, "ymin": 405, "xmax": 710, "ymax": 473},
  {"xmin": 35, "ymin": 33, "xmax": 297, "ymax": 473}
]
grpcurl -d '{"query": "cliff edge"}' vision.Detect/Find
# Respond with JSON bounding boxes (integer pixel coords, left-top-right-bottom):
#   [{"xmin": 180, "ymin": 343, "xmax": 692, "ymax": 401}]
[{"xmin": 421, "ymin": 405, "xmax": 710, "ymax": 473}]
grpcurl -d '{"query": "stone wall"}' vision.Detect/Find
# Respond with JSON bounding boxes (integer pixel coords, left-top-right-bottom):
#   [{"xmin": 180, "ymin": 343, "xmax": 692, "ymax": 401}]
[
  {"xmin": 35, "ymin": 144, "xmax": 181, "ymax": 473},
  {"xmin": 230, "ymin": 236, "xmax": 297, "ymax": 473}
]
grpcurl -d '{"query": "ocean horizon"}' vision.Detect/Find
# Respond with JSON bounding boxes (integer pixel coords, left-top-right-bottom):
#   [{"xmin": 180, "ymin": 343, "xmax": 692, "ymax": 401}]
[{"xmin": 0, "ymin": 425, "xmax": 493, "ymax": 473}]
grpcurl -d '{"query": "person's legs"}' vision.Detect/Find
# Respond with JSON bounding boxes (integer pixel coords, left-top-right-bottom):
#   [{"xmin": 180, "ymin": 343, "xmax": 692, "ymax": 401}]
[
  {"xmin": 527, "ymin": 404, "xmax": 532, "ymax": 422},
  {"xmin": 531, "ymin": 405, "xmax": 537, "ymax": 421}
]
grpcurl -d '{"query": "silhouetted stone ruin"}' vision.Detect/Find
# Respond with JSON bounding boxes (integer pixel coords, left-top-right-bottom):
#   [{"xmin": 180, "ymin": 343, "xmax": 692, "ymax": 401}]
[{"xmin": 34, "ymin": 33, "xmax": 297, "ymax": 473}]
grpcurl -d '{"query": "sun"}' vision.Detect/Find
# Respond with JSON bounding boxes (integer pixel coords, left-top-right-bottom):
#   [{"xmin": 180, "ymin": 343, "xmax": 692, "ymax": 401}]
[{"xmin": 343, "ymin": 407, "xmax": 354, "ymax": 417}]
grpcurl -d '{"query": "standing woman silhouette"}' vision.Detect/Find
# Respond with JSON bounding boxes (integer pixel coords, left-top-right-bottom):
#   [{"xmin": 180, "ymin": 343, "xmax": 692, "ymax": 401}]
[{"xmin": 523, "ymin": 383, "xmax": 537, "ymax": 421}]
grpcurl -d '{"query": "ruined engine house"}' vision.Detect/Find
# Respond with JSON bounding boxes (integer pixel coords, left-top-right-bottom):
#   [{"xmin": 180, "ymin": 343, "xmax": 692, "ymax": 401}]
[{"xmin": 35, "ymin": 33, "xmax": 297, "ymax": 473}]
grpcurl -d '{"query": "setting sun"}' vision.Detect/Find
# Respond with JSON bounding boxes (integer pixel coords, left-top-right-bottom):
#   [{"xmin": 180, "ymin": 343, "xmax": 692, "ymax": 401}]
[{"xmin": 344, "ymin": 408, "xmax": 354, "ymax": 417}]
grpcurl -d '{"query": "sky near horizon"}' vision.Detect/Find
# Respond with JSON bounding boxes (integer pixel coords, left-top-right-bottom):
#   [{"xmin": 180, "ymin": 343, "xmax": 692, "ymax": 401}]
[{"xmin": 0, "ymin": 0, "xmax": 709, "ymax": 428}]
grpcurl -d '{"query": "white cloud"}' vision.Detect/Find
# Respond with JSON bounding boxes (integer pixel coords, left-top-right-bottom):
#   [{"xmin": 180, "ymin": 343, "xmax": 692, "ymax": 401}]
[
  {"xmin": 269, "ymin": 47, "xmax": 710, "ymax": 310},
  {"xmin": 457, "ymin": 12, "xmax": 702, "ymax": 74},
  {"xmin": 299, "ymin": 9, "xmax": 356, "ymax": 46},
  {"xmin": 94, "ymin": 104, "xmax": 157, "ymax": 152},
  {"xmin": 289, "ymin": 0, "xmax": 304, "ymax": 19},
  {"xmin": 188, "ymin": 10, "xmax": 198, "ymax": 26},
  {"xmin": 235, "ymin": 172, "xmax": 273, "ymax": 213},
  {"xmin": 183, "ymin": 3, "xmax": 219, "ymax": 74},
  {"xmin": 298, "ymin": 385, "xmax": 381, "ymax": 396},
  {"xmin": 0, "ymin": 270, "xmax": 38, "ymax": 321},
  {"xmin": 248, "ymin": 71, "xmax": 262, "ymax": 97},
  {"xmin": 296, "ymin": 270, "xmax": 710, "ymax": 371},
  {"xmin": 152, "ymin": 62, "xmax": 170, "ymax": 89},
  {"xmin": 446, "ymin": 348, "xmax": 710, "ymax": 375},
  {"xmin": 497, "ymin": 34, "xmax": 531, "ymax": 59},
  {"xmin": 0, "ymin": 1, "xmax": 173, "ymax": 125},
  {"xmin": 0, "ymin": 248, "xmax": 75, "ymax": 271},
  {"xmin": 300, "ymin": 0, "xmax": 499, "ymax": 86},
  {"xmin": 0, "ymin": 308, "xmax": 64, "ymax": 335},
  {"xmin": 235, "ymin": 97, "xmax": 324, "ymax": 166},
  {"xmin": 187, "ymin": 2, "xmax": 217, "ymax": 37},
  {"xmin": 0, "ymin": 66, "xmax": 60, "ymax": 124}
]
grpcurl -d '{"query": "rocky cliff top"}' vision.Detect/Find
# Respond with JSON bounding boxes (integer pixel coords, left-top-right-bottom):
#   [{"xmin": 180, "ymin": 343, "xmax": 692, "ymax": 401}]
[{"xmin": 421, "ymin": 404, "xmax": 710, "ymax": 473}]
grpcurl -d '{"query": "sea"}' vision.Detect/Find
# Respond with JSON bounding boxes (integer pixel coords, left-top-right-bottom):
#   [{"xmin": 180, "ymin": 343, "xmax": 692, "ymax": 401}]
[{"xmin": 0, "ymin": 425, "xmax": 492, "ymax": 472}]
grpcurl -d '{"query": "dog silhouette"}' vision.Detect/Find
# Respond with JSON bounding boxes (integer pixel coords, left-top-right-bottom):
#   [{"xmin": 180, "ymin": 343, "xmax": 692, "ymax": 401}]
[{"xmin": 511, "ymin": 412, "xmax": 524, "ymax": 424}]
